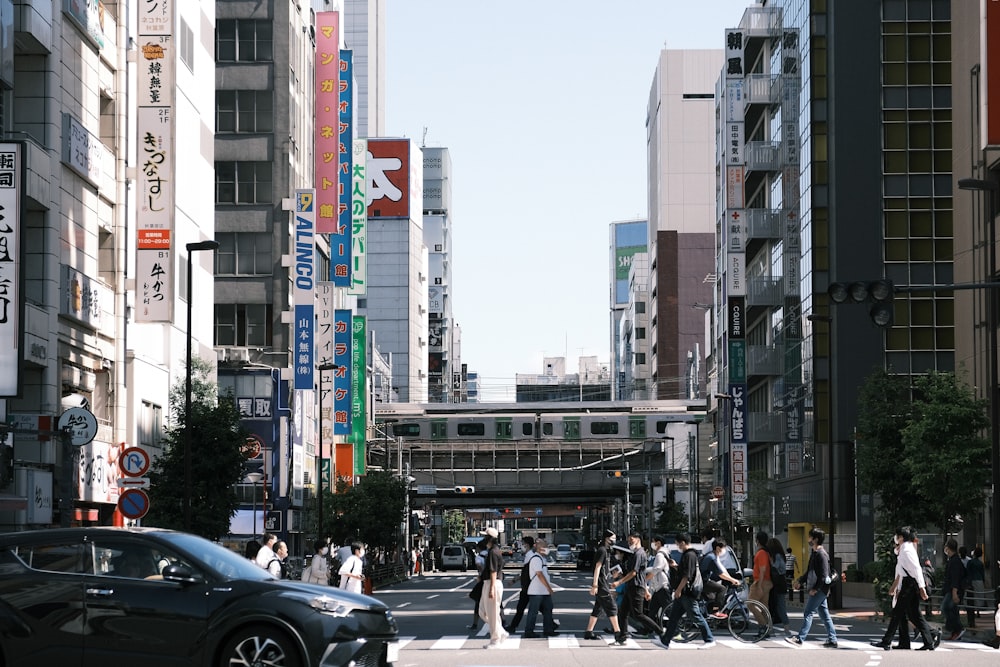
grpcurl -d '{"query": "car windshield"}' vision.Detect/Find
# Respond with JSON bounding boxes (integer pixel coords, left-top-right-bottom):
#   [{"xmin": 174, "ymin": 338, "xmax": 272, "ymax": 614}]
[{"xmin": 160, "ymin": 532, "xmax": 275, "ymax": 581}]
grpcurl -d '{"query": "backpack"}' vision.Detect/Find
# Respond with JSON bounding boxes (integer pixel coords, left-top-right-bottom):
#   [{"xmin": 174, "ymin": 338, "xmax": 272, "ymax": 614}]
[
  {"xmin": 269, "ymin": 558, "xmax": 289, "ymax": 579},
  {"xmin": 771, "ymin": 553, "xmax": 787, "ymax": 594},
  {"xmin": 519, "ymin": 554, "xmax": 542, "ymax": 591},
  {"xmin": 685, "ymin": 549, "xmax": 704, "ymax": 596}
]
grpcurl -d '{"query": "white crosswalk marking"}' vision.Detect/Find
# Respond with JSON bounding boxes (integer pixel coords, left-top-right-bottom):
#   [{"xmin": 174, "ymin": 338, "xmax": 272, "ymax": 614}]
[{"xmin": 429, "ymin": 636, "xmax": 471, "ymax": 650}]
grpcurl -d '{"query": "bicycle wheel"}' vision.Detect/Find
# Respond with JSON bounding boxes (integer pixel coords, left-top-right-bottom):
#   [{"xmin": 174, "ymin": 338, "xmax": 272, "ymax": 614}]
[
  {"xmin": 728, "ymin": 599, "xmax": 772, "ymax": 643},
  {"xmin": 660, "ymin": 600, "xmax": 700, "ymax": 643}
]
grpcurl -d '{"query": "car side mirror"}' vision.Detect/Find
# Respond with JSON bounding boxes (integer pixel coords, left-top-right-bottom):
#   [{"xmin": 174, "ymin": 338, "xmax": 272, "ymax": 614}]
[{"xmin": 161, "ymin": 563, "xmax": 203, "ymax": 584}]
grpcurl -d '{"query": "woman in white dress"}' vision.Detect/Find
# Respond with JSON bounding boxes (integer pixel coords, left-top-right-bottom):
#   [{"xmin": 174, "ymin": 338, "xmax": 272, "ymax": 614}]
[
  {"xmin": 303, "ymin": 539, "xmax": 330, "ymax": 585},
  {"xmin": 338, "ymin": 542, "xmax": 366, "ymax": 594}
]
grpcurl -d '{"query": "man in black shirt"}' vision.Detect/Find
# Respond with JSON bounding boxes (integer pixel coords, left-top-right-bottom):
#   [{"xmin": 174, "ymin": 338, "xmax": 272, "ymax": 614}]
[
  {"xmin": 652, "ymin": 532, "xmax": 715, "ymax": 650},
  {"xmin": 617, "ymin": 531, "xmax": 663, "ymax": 638},
  {"xmin": 583, "ymin": 529, "xmax": 627, "ymax": 644}
]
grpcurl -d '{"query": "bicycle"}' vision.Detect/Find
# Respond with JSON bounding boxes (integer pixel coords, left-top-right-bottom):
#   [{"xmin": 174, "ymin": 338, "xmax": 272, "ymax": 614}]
[{"xmin": 660, "ymin": 577, "xmax": 772, "ymax": 643}]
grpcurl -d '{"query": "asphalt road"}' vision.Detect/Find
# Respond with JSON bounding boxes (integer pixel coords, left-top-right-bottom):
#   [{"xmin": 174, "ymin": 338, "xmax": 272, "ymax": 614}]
[{"xmin": 374, "ymin": 568, "xmax": 1000, "ymax": 666}]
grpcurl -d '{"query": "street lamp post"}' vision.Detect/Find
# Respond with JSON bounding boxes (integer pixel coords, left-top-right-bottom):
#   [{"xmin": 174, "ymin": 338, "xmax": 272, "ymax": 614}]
[
  {"xmin": 184, "ymin": 240, "xmax": 219, "ymax": 532},
  {"xmin": 958, "ymin": 177, "xmax": 1000, "ymax": 562},
  {"xmin": 715, "ymin": 393, "xmax": 736, "ymax": 543}
]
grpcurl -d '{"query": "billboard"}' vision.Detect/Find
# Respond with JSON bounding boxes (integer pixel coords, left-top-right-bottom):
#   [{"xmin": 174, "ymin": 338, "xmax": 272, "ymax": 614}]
[
  {"xmin": 0, "ymin": 144, "xmax": 21, "ymax": 396},
  {"xmin": 293, "ymin": 190, "xmax": 316, "ymax": 390},
  {"xmin": 314, "ymin": 11, "xmax": 341, "ymax": 234},
  {"xmin": 366, "ymin": 139, "xmax": 416, "ymax": 218}
]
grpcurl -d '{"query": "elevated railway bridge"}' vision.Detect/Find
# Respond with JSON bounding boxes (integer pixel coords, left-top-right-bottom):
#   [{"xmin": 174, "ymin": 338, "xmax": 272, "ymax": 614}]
[{"xmin": 369, "ymin": 400, "xmax": 708, "ymax": 540}]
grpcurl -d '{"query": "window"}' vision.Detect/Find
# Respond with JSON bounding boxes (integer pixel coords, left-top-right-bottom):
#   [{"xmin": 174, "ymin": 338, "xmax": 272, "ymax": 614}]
[
  {"xmin": 521, "ymin": 422, "xmax": 533, "ymax": 436},
  {"xmin": 216, "ymin": 20, "xmax": 273, "ymax": 62},
  {"xmin": 542, "ymin": 422, "xmax": 554, "ymax": 436},
  {"xmin": 636, "ymin": 327, "xmax": 646, "ymax": 339},
  {"xmin": 393, "ymin": 423, "xmax": 421, "ymax": 437},
  {"xmin": 430, "ymin": 420, "xmax": 447, "ymax": 440},
  {"xmin": 18, "ymin": 543, "xmax": 85, "ymax": 574},
  {"xmin": 590, "ymin": 421, "xmax": 620, "ymax": 435},
  {"xmin": 216, "ymin": 232, "xmax": 272, "ymax": 275},
  {"xmin": 495, "ymin": 420, "xmax": 512, "ymax": 439},
  {"xmin": 179, "ymin": 18, "xmax": 194, "ymax": 71},
  {"xmin": 628, "ymin": 417, "xmax": 646, "ymax": 439},
  {"xmin": 215, "ymin": 303, "xmax": 273, "ymax": 347},
  {"xmin": 216, "ymin": 91, "xmax": 273, "ymax": 133},
  {"xmin": 457, "ymin": 423, "xmax": 485, "ymax": 437},
  {"xmin": 635, "ymin": 353, "xmax": 647, "ymax": 365},
  {"xmin": 215, "ymin": 162, "xmax": 272, "ymax": 204},
  {"xmin": 635, "ymin": 302, "xmax": 646, "ymax": 313},
  {"xmin": 564, "ymin": 419, "xmax": 581, "ymax": 440},
  {"xmin": 138, "ymin": 401, "xmax": 163, "ymax": 448}
]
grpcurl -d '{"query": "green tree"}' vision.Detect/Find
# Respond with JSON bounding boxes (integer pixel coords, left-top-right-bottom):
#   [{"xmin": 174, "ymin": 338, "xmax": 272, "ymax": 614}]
[
  {"xmin": 857, "ymin": 369, "xmax": 990, "ymax": 537},
  {"xmin": 324, "ymin": 471, "xmax": 407, "ymax": 549},
  {"xmin": 146, "ymin": 357, "xmax": 252, "ymax": 539},
  {"xmin": 443, "ymin": 509, "xmax": 466, "ymax": 544},
  {"xmin": 653, "ymin": 487, "xmax": 688, "ymax": 534}
]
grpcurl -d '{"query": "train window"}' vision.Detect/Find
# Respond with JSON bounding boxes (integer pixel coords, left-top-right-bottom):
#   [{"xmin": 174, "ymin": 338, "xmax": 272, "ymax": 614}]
[
  {"xmin": 458, "ymin": 423, "xmax": 486, "ymax": 436},
  {"xmin": 542, "ymin": 422, "xmax": 554, "ymax": 436},
  {"xmin": 394, "ymin": 423, "xmax": 421, "ymax": 437},
  {"xmin": 431, "ymin": 420, "xmax": 447, "ymax": 440},
  {"xmin": 590, "ymin": 421, "xmax": 619, "ymax": 435},
  {"xmin": 653, "ymin": 420, "xmax": 669, "ymax": 434},
  {"xmin": 629, "ymin": 417, "xmax": 646, "ymax": 438},
  {"xmin": 564, "ymin": 419, "xmax": 581, "ymax": 439},
  {"xmin": 522, "ymin": 423, "xmax": 533, "ymax": 436},
  {"xmin": 496, "ymin": 420, "xmax": 513, "ymax": 439}
]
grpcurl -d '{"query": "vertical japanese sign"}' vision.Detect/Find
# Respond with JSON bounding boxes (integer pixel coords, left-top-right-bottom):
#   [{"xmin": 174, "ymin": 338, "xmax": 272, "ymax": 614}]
[
  {"xmin": 986, "ymin": 0, "xmax": 1000, "ymax": 146},
  {"xmin": 725, "ymin": 27, "xmax": 747, "ymax": 504},
  {"xmin": 294, "ymin": 190, "xmax": 316, "ymax": 390},
  {"xmin": 0, "ymin": 144, "xmax": 21, "ymax": 396},
  {"xmin": 333, "ymin": 309, "xmax": 352, "ymax": 436},
  {"xmin": 315, "ymin": 12, "xmax": 343, "ymax": 239},
  {"xmin": 351, "ymin": 315, "xmax": 366, "ymax": 476},
  {"xmin": 348, "ymin": 139, "xmax": 367, "ymax": 295},
  {"xmin": 135, "ymin": 0, "xmax": 174, "ymax": 323},
  {"xmin": 316, "ymin": 282, "xmax": 335, "ymax": 457},
  {"xmin": 332, "ymin": 49, "xmax": 353, "ymax": 286}
]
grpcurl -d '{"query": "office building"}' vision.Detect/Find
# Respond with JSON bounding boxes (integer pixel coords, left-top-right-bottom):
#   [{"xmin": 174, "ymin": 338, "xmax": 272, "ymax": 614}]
[{"xmin": 609, "ymin": 219, "xmax": 648, "ymax": 399}]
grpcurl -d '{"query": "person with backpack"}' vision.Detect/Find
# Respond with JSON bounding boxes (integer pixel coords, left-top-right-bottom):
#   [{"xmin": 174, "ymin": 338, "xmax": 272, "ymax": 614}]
[
  {"xmin": 644, "ymin": 536, "xmax": 673, "ymax": 625},
  {"xmin": 787, "ymin": 527, "xmax": 838, "ymax": 649},
  {"xmin": 504, "ymin": 536, "xmax": 536, "ymax": 633},
  {"xmin": 522, "ymin": 539, "xmax": 559, "ymax": 638},
  {"xmin": 651, "ymin": 532, "xmax": 715, "ymax": 650}
]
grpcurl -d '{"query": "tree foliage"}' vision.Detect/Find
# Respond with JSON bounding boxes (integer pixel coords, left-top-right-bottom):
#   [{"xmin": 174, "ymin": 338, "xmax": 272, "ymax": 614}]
[
  {"xmin": 443, "ymin": 509, "xmax": 466, "ymax": 544},
  {"xmin": 653, "ymin": 487, "xmax": 688, "ymax": 534},
  {"xmin": 323, "ymin": 471, "xmax": 407, "ymax": 549},
  {"xmin": 856, "ymin": 369, "xmax": 990, "ymax": 536},
  {"xmin": 146, "ymin": 357, "xmax": 252, "ymax": 539}
]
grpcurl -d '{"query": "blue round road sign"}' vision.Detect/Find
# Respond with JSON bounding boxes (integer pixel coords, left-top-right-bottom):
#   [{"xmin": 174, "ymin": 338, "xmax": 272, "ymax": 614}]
[{"xmin": 118, "ymin": 488, "xmax": 150, "ymax": 520}]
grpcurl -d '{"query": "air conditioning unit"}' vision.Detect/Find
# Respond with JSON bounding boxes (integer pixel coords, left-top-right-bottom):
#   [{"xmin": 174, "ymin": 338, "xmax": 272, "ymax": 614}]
[{"xmin": 226, "ymin": 348, "xmax": 250, "ymax": 363}]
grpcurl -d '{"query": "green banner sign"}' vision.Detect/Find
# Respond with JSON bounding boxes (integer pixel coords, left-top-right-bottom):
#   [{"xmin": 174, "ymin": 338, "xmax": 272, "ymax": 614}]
[{"xmin": 351, "ymin": 315, "xmax": 366, "ymax": 476}]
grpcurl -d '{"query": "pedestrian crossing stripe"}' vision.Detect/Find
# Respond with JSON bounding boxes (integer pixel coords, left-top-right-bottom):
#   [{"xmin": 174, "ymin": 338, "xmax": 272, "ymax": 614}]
[{"xmin": 392, "ymin": 635, "xmax": 997, "ymax": 652}]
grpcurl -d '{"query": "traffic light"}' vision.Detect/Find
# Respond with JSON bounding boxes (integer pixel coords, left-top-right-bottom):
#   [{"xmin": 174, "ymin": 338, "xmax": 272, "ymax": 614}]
[
  {"xmin": 606, "ymin": 470, "xmax": 624, "ymax": 478},
  {"xmin": 454, "ymin": 485, "xmax": 476, "ymax": 494},
  {"xmin": 827, "ymin": 279, "xmax": 894, "ymax": 327}
]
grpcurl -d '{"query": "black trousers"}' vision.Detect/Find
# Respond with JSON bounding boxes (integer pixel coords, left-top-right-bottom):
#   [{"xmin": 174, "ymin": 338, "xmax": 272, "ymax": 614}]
[
  {"xmin": 619, "ymin": 583, "xmax": 663, "ymax": 635},
  {"xmin": 505, "ymin": 590, "xmax": 530, "ymax": 630},
  {"xmin": 881, "ymin": 581, "xmax": 934, "ymax": 648}
]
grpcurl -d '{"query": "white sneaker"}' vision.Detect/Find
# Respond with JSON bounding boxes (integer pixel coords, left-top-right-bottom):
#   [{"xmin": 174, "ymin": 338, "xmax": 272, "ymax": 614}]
[{"xmin": 700, "ymin": 641, "xmax": 716, "ymax": 649}]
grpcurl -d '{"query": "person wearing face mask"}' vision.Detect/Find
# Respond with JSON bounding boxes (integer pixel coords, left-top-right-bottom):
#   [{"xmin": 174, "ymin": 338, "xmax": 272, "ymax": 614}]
[
  {"xmin": 303, "ymin": 539, "xmax": 331, "ymax": 585},
  {"xmin": 870, "ymin": 526, "xmax": 937, "ymax": 650},
  {"xmin": 339, "ymin": 541, "xmax": 366, "ymax": 594}
]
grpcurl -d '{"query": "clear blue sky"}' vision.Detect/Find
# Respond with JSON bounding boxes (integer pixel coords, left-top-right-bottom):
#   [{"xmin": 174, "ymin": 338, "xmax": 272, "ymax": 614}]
[{"xmin": 385, "ymin": 1, "xmax": 754, "ymax": 401}]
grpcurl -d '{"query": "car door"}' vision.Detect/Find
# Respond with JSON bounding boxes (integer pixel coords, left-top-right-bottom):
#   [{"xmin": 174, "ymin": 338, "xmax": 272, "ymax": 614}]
[
  {"xmin": 0, "ymin": 538, "xmax": 87, "ymax": 666},
  {"xmin": 80, "ymin": 536, "xmax": 210, "ymax": 667}
]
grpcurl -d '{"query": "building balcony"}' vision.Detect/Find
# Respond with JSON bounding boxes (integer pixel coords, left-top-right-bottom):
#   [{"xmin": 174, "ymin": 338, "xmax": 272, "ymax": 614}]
[
  {"xmin": 747, "ymin": 344, "xmax": 781, "ymax": 376},
  {"xmin": 738, "ymin": 6, "xmax": 783, "ymax": 38},
  {"xmin": 744, "ymin": 141, "xmax": 782, "ymax": 172},
  {"xmin": 744, "ymin": 74, "xmax": 780, "ymax": 108},
  {"xmin": 746, "ymin": 276, "xmax": 783, "ymax": 308},
  {"xmin": 744, "ymin": 208, "xmax": 781, "ymax": 240},
  {"xmin": 14, "ymin": 0, "xmax": 52, "ymax": 55},
  {"xmin": 748, "ymin": 410, "xmax": 783, "ymax": 442}
]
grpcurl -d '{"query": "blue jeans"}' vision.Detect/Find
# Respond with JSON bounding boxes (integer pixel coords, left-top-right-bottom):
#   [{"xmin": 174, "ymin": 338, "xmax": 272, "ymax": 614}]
[
  {"xmin": 661, "ymin": 594, "xmax": 713, "ymax": 644},
  {"xmin": 797, "ymin": 590, "xmax": 836, "ymax": 642},
  {"xmin": 524, "ymin": 594, "xmax": 555, "ymax": 635}
]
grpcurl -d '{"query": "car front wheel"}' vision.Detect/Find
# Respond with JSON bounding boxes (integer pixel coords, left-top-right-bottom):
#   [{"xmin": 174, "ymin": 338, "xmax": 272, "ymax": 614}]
[{"xmin": 221, "ymin": 625, "xmax": 302, "ymax": 667}]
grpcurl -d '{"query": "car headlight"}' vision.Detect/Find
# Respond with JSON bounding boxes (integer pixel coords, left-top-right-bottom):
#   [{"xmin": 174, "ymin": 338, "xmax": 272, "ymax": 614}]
[{"xmin": 309, "ymin": 594, "xmax": 357, "ymax": 617}]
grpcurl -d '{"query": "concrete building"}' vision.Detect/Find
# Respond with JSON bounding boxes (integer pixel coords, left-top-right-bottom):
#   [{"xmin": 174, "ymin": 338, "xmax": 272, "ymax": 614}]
[
  {"xmin": 0, "ymin": 1, "xmax": 217, "ymax": 529},
  {"xmin": 951, "ymin": 0, "xmax": 1000, "ymax": 563},
  {"xmin": 515, "ymin": 357, "xmax": 611, "ymax": 403},
  {"xmin": 423, "ymin": 146, "xmax": 462, "ymax": 402},
  {"xmin": 618, "ymin": 253, "xmax": 651, "ymax": 400},
  {"xmin": 341, "ymin": 0, "xmax": 385, "ymax": 139},
  {"xmin": 609, "ymin": 219, "xmax": 648, "ymax": 399},
  {"xmin": 646, "ymin": 49, "xmax": 720, "ymax": 401},
  {"xmin": 713, "ymin": 0, "xmax": 955, "ymax": 566}
]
